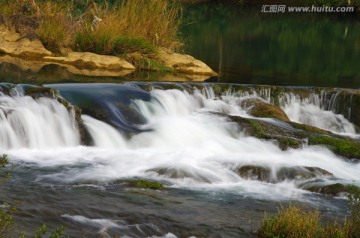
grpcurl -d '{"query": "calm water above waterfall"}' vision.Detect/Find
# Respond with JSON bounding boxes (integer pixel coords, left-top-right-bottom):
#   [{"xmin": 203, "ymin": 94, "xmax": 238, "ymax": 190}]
[
  {"xmin": 182, "ymin": 5, "xmax": 360, "ymax": 88},
  {"xmin": 0, "ymin": 82, "xmax": 359, "ymax": 237}
]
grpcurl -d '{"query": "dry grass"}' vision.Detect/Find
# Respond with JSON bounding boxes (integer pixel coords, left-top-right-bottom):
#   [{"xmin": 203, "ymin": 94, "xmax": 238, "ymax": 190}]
[
  {"xmin": 258, "ymin": 185, "xmax": 360, "ymax": 238},
  {"xmin": 75, "ymin": 0, "xmax": 182, "ymax": 55},
  {"xmin": 0, "ymin": 0, "xmax": 183, "ymax": 55},
  {"xmin": 36, "ymin": 1, "xmax": 75, "ymax": 53}
]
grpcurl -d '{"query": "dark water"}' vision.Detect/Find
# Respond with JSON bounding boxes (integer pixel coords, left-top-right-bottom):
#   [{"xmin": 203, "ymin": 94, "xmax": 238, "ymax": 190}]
[{"xmin": 182, "ymin": 4, "xmax": 360, "ymax": 88}]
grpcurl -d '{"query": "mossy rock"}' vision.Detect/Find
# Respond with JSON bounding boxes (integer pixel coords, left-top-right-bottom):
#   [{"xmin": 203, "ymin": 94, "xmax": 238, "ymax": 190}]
[
  {"xmin": 308, "ymin": 136, "xmax": 360, "ymax": 159},
  {"xmin": 248, "ymin": 101, "xmax": 290, "ymax": 122},
  {"xmin": 289, "ymin": 122, "xmax": 331, "ymax": 135},
  {"xmin": 306, "ymin": 183, "xmax": 347, "ymax": 196},
  {"xmin": 277, "ymin": 137, "xmax": 303, "ymax": 150},
  {"xmin": 128, "ymin": 180, "xmax": 164, "ymax": 190}
]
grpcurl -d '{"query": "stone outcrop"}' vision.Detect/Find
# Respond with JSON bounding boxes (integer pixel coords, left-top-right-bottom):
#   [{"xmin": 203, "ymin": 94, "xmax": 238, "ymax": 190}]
[{"xmin": 157, "ymin": 47, "xmax": 218, "ymax": 76}]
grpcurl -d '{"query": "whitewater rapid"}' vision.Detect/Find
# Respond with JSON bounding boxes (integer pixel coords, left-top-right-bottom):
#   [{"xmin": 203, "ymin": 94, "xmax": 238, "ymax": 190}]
[{"xmin": 2, "ymin": 86, "xmax": 359, "ymax": 202}]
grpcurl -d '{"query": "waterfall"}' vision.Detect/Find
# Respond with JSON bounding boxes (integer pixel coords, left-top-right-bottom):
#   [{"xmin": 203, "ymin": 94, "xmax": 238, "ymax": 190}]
[
  {"xmin": 0, "ymin": 94, "xmax": 80, "ymax": 149},
  {"xmin": 2, "ymin": 84, "xmax": 360, "ymax": 200},
  {"xmin": 278, "ymin": 92, "xmax": 357, "ymax": 136}
]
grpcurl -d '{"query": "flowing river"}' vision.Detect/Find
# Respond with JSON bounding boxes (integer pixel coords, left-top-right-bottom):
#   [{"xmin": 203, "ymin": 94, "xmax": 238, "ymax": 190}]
[{"xmin": 0, "ymin": 82, "xmax": 359, "ymax": 237}]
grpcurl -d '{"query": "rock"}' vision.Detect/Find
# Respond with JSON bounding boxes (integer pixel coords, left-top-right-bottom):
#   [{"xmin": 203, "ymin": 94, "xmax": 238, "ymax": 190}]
[
  {"xmin": 0, "ymin": 27, "xmax": 52, "ymax": 58},
  {"xmin": 0, "ymin": 55, "xmax": 133, "ymax": 78},
  {"xmin": 277, "ymin": 166, "xmax": 333, "ymax": 181},
  {"xmin": 44, "ymin": 52, "xmax": 135, "ymax": 71},
  {"xmin": 237, "ymin": 165, "xmax": 271, "ymax": 182},
  {"xmin": 308, "ymin": 135, "xmax": 360, "ymax": 159},
  {"xmin": 305, "ymin": 183, "xmax": 348, "ymax": 196},
  {"xmin": 248, "ymin": 100, "xmax": 290, "ymax": 122},
  {"xmin": 157, "ymin": 47, "xmax": 218, "ymax": 76},
  {"xmin": 237, "ymin": 165, "xmax": 333, "ymax": 183},
  {"xmin": 127, "ymin": 180, "xmax": 164, "ymax": 190},
  {"xmin": 0, "ymin": 14, "xmax": 51, "ymax": 58}
]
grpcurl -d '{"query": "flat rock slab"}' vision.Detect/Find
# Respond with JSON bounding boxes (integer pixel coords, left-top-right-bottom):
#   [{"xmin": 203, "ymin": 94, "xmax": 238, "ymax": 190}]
[
  {"xmin": 0, "ymin": 55, "xmax": 133, "ymax": 77},
  {"xmin": 44, "ymin": 52, "xmax": 135, "ymax": 71},
  {"xmin": 157, "ymin": 48, "xmax": 218, "ymax": 76}
]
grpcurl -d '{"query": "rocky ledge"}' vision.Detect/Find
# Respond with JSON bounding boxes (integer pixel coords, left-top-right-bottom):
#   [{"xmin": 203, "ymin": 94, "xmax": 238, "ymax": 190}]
[{"xmin": 0, "ymin": 14, "xmax": 217, "ymax": 79}]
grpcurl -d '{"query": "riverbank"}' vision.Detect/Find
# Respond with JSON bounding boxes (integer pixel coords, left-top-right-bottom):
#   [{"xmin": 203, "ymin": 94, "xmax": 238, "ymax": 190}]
[{"xmin": 0, "ymin": 0, "xmax": 217, "ymax": 79}]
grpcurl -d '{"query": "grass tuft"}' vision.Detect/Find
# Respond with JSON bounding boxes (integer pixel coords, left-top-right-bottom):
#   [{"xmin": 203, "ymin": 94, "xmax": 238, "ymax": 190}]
[{"xmin": 258, "ymin": 185, "xmax": 360, "ymax": 238}]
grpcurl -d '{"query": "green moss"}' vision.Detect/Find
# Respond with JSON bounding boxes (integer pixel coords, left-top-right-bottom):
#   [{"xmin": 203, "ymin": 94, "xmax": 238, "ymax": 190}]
[
  {"xmin": 290, "ymin": 122, "xmax": 331, "ymax": 135},
  {"xmin": 130, "ymin": 180, "xmax": 164, "ymax": 190},
  {"xmin": 248, "ymin": 119, "xmax": 269, "ymax": 139},
  {"xmin": 308, "ymin": 136, "xmax": 360, "ymax": 159},
  {"xmin": 249, "ymin": 102, "xmax": 290, "ymax": 122},
  {"xmin": 277, "ymin": 138, "xmax": 302, "ymax": 150}
]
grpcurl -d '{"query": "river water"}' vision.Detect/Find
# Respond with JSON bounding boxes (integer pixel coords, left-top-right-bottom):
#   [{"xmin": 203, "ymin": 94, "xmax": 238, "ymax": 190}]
[
  {"xmin": 0, "ymin": 4, "xmax": 359, "ymax": 238},
  {"xmin": 0, "ymin": 82, "xmax": 358, "ymax": 237}
]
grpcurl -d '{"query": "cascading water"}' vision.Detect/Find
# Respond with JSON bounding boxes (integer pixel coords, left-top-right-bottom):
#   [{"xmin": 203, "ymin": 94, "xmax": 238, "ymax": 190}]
[
  {"xmin": 0, "ymin": 93, "xmax": 80, "ymax": 149},
  {"xmin": 279, "ymin": 92, "xmax": 357, "ymax": 136},
  {"xmin": 2, "ymin": 83, "xmax": 360, "ymax": 237}
]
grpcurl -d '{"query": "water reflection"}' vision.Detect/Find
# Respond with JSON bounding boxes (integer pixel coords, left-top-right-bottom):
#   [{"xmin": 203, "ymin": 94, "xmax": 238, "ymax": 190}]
[{"xmin": 182, "ymin": 4, "xmax": 360, "ymax": 88}]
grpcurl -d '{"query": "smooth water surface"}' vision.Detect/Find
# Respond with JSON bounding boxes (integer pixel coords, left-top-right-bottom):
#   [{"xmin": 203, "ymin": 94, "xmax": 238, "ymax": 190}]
[{"xmin": 182, "ymin": 4, "xmax": 360, "ymax": 88}]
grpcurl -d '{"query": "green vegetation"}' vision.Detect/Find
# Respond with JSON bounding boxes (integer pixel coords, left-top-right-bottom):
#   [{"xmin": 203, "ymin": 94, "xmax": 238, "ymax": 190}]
[
  {"xmin": 258, "ymin": 185, "xmax": 360, "ymax": 238},
  {"xmin": 130, "ymin": 180, "xmax": 164, "ymax": 190},
  {"xmin": 308, "ymin": 136, "xmax": 360, "ymax": 159}
]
